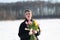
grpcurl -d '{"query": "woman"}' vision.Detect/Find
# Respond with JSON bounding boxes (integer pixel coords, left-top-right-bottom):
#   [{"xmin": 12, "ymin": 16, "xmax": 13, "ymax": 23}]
[{"xmin": 18, "ymin": 9, "xmax": 40, "ymax": 40}]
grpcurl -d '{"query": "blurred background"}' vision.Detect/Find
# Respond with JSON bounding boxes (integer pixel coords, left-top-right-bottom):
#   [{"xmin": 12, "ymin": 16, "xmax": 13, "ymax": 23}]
[{"xmin": 0, "ymin": 0, "xmax": 60, "ymax": 20}]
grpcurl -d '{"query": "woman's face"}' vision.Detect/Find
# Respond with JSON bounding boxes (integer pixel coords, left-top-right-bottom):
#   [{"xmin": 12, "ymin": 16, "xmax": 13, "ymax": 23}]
[{"xmin": 25, "ymin": 12, "xmax": 32, "ymax": 20}]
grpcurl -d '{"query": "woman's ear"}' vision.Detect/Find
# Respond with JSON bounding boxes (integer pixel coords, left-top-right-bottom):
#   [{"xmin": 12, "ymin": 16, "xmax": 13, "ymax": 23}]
[{"xmin": 24, "ymin": 13, "xmax": 26, "ymax": 18}]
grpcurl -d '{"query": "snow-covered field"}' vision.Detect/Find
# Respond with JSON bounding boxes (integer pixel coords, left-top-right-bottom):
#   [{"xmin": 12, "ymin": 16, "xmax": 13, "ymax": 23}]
[{"xmin": 0, "ymin": 19, "xmax": 60, "ymax": 40}]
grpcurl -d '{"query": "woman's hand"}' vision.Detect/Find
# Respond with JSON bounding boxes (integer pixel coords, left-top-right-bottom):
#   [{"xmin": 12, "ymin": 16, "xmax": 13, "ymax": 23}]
[
  {"xmin": 29, "ymin": 29, "xmax": 38, "ymax": 35},
  {"xmin": 29, "ymin": 28, "xmax": 33, "ymax": 35},
  {"xmin": 32, "ymin": 30, "xmax": 37, "ymax": 34}
]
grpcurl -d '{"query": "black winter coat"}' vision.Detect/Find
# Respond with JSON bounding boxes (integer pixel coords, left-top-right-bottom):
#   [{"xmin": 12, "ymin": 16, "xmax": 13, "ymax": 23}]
[{"xmin": 18, "ymin": 19, "xmax": 40, "ymax": 40}]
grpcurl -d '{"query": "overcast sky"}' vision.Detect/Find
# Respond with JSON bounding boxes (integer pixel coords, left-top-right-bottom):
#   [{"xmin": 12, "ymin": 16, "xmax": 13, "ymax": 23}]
[{"xmin": 0, "ymin": 0, "xmax": 60, "ymax": 3}]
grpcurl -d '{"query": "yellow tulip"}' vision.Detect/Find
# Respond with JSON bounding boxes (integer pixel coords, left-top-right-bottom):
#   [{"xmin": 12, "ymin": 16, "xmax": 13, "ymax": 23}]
[{"xmin": 34, "ymin": 20, "xmax": 38, "ymax": 27}]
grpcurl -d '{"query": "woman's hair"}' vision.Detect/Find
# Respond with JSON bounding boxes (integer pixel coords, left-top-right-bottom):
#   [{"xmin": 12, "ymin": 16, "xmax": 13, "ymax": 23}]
[{"xmin": 25, "ymin": 9, "xmax": 32, "ymax": 13}]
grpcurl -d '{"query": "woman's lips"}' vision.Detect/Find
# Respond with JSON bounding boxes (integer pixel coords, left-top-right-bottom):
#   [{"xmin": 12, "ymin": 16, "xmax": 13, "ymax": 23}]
[{"xmin": 28, "ymin": 16, "xmax": 30, "ymax": 18}]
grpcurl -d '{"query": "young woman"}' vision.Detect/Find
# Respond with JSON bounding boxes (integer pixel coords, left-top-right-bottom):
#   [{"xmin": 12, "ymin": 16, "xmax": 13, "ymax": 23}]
[{"xmin": 18, "ymin": 9, "xmax": 40, "ymax": 40}]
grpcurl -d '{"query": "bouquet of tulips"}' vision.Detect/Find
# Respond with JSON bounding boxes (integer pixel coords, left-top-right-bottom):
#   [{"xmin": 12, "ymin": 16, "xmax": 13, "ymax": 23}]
[{"xmin": 25, "ymin": 20, "xmax": 39, "ymax": 40}]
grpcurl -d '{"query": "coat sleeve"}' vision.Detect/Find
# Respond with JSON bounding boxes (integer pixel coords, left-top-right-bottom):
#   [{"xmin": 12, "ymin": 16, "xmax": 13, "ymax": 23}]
[
  {"xmin": 18, "ymin": 23, "xmax": 30, "ymax": 39},
  {"xmin": 35, "ymin": 26, "xmax": 41, "ymax": 36}
]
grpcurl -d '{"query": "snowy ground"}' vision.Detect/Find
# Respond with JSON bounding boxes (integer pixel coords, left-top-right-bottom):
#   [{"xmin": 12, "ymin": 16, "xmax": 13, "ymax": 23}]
[{"xmin": 0, "ymin": 19, "xmax": 60, "ymax": 40}]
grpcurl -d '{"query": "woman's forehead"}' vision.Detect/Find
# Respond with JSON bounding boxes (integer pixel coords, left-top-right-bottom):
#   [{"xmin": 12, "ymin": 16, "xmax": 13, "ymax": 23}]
[{"xmin": 25, "ymin": 12, "xmax": 32, "ymax": 14}]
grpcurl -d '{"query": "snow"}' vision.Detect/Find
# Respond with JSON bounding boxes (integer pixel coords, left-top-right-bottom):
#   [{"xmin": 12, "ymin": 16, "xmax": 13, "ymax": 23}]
[{"xmin": 0, "ymin": 19, "xmax": 60, "ymax": 40}]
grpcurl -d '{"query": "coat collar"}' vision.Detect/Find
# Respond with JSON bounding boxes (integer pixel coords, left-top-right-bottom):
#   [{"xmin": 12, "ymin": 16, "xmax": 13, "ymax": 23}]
[{"xmin": 24, "ymin": 19, "xmax": 33, "ymax": 22}]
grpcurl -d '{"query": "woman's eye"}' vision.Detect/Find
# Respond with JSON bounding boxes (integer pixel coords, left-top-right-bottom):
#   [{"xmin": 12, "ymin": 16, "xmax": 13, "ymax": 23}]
[
  {"xmin": 27, "ymin": 13, "xmax": 30, "ymax": 15},
  {"xmin": 26, "ymin": 14, "xmax": 28, "ymax": 15},
  {"xmin": 26, "ymin": 14, "xmax": 30, "ymax": 15},
  {"xmin": 25, "ymin": 13, "xmax": 30, "ymax": 15}
]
